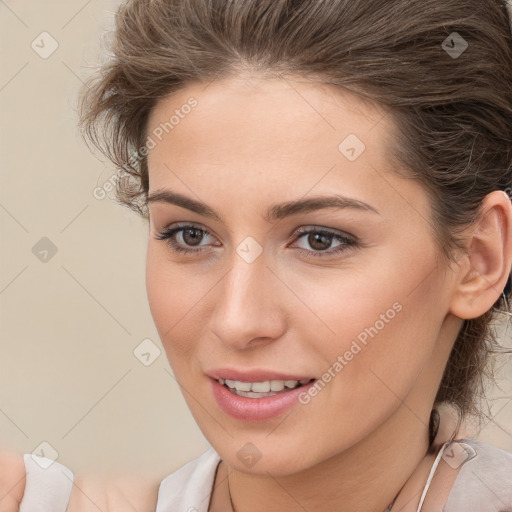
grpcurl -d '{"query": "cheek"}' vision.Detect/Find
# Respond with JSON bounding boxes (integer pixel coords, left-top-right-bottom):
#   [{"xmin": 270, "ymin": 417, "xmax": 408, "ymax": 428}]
[
  {"xmin": 292, "ymin": 244, "xmax": 446, "ymax": 399},
  {"xmin": 145, "ymin": 244, "xmax": 200, "ymax": 364}
]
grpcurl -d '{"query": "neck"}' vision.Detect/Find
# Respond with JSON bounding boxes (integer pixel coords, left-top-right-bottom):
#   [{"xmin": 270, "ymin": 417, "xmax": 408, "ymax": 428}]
[{"xmin": 226, "ymin": 403, "xmax": 430, "ymax": 512}]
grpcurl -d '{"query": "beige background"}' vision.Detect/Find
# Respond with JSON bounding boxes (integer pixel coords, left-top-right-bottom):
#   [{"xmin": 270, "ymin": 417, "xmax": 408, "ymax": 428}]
[{"xmin": 0, "ymin": 0, "xmax": 511, "ymax": 480}]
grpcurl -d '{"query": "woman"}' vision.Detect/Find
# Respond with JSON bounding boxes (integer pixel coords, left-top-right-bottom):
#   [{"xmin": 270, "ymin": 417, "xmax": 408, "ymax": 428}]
[{"xmin": 3, "ymin": 0, "xmax": 512, "ymax": 510}]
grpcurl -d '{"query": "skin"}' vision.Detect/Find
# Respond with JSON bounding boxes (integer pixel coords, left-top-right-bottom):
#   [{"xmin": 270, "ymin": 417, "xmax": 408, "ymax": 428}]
[
  {"xmin": 145, "ymin": 74, "xmax": 512, "ymax": 511},
  {"xmin": 0, "ymin": 450, "xmax": 24, "ymax": 512},
  {"xmin": 66, "ymin": 475, "xmax": 158, "ymax": 512}
]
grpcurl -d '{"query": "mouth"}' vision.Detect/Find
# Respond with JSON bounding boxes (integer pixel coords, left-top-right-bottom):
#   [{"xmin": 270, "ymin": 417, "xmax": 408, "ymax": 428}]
[
  {"xmin": 210, "ymin": 373, "xmax": 318, "ymax": 421},
  {"xmin": 218, "ymin": 378, "xmax": 316, "ymax": 398}
]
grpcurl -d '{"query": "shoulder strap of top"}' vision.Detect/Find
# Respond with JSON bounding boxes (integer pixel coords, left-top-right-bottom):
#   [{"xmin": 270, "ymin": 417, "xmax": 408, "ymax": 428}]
[
  {"xmin": 416, "ymin": 440, "xmax": 453, "ymax": 511},
  {"xmin": 19, "ymin": 454, "xmax": 74, "ymax": 512}
]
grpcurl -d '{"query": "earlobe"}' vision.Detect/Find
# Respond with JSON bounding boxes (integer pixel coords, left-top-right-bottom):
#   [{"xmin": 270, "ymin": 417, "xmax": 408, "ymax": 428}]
[{"xmin": 449, "ymin": 190, "xmax": 512, "ymax": 320}]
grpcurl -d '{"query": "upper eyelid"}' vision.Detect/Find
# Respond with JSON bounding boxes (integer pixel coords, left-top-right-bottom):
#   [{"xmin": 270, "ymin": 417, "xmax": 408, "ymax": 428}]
[
  {"xmin": 157, "ymin": 223, "xmax": 355, "ymax": 246},
  {"xmin": 294, "ymin": 225, "xmax": 355, "ymax": 238}
]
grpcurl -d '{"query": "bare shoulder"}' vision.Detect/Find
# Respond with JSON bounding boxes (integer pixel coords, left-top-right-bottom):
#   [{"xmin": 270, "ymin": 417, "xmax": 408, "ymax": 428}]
[
  {"xmin": 67, "ymin": 474, "xmax": 159, "ymax": 512},
  {"xmin": 445, "ymin": 438, "xmax": 512, "ymax": 511},
  {"xmin": 0, "ymin": 450, "xmax": 26, "ymax": 512}
]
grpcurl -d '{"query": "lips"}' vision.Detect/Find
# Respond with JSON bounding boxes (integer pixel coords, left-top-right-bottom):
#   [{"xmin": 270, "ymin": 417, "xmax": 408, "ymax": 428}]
[{"xmin": 206, "ymin": 368, "xmax": 317, "ymax": 421}]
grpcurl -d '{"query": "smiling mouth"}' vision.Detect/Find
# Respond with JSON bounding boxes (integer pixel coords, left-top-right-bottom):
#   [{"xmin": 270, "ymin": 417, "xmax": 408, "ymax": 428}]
[{"xmin": 218, "ymin": 378, "xmax": 316, "ymax": 398}]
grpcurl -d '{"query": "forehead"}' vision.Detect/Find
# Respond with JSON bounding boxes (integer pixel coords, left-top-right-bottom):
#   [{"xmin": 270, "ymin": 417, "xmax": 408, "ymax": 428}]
[
  {"xmin": 144, "ymin": 76, "xmax": 431, "ymax": 226},
  {"xmin": 147, "ymin": 76, "xmax": 392, "ymax": 177}
]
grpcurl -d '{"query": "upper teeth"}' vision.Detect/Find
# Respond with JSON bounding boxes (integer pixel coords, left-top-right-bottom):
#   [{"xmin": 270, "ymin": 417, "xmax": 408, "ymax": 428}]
[{"xmin": 219, "ymin": 379, "xmax": 311, "ymax": 392}]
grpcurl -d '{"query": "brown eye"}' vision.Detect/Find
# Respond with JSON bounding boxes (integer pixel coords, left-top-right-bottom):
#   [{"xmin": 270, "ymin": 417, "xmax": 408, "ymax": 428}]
[
  {"xmin": 307, "ymin": 232, "xmax": 334, "ymax": 251},
  {"xmin": 155, "ymin": 224, "xmax": 217, "ymax": 254},
  {"xmin": 291, "ymin": 227, "xmax": 358, "ymax": 258},
  {"xmin": 181, "ymin": 227, "xmax": 206, "ymax": 246}
]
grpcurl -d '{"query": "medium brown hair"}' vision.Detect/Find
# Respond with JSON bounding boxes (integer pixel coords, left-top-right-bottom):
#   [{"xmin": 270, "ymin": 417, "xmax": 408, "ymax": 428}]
[{"xmin": 78, "ymin": 0, "xmax": 512, "ymax": 420}]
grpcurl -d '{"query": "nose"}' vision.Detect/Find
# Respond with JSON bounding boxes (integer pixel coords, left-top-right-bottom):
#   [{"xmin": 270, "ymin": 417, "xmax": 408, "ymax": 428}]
[{"xmin": 208, "ymin": 249, "xmax": 288, "ymax": 350}]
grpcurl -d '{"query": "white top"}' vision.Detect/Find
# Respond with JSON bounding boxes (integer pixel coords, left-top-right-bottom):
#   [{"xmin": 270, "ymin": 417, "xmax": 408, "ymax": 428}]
[
  {"xmin": 17, "ymin": 438, "xmax": 512, "ymax": 511},
  {"xmin": 156, "ymin": 447, "xmax": 221, "ymax": 512},
  {"xmin": 19, "ymin": 454, "xmax": 74, "ymax": 512}
]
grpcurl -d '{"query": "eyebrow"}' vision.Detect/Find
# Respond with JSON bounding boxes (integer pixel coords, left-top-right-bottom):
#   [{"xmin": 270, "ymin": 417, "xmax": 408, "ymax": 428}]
[{"xmin": 147, "ymin": 189, "xmax": 380, "ymax": 222}]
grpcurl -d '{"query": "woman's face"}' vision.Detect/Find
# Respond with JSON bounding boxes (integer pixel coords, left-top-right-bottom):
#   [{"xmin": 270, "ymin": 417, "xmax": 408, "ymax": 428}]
[{"xmin": 145, "ymin": 76, "xmax": 461, "ymax": 475}]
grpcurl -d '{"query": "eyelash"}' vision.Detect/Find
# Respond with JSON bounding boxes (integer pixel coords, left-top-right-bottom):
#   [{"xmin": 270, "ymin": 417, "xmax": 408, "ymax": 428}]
[{"xmin": 154, "ymin": 223, "xmax": 358, "ymax": 258}]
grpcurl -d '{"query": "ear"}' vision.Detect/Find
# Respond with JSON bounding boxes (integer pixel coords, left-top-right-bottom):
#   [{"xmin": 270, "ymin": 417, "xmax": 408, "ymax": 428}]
[{"xmin": 449, "ymin": 190, "xmax": 512, "ymax": 320}]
